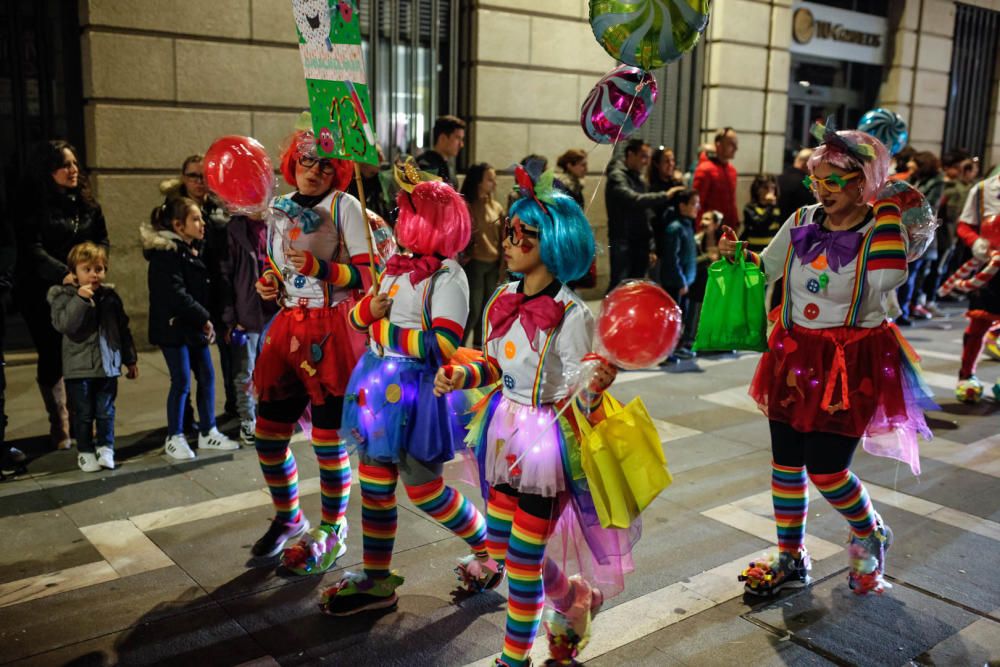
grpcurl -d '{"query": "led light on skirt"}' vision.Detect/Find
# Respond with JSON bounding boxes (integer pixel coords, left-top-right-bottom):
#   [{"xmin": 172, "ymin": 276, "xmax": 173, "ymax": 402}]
[
  {"xmin": 590, "ymin": 0, "xmax": 711, "ymax": 70},
  {"xmin": 876, "ymin": 180, "xmax": 938, "ymax": 261},
  {"xmin": 204, "ymin": 135, "xmax": 275, "ymax": 215},
  {"xmin": 595, "ymin": 280, "xmax": 682, "ymax": 369},
  {"xmin": 581, "ymin": 65, "xmax": 658, "ymax": 144}
]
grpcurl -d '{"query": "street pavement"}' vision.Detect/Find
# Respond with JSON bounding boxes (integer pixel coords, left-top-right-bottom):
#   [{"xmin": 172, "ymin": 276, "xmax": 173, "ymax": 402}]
[{"xmin": 1, "ymin": 301, "xmax": 998, "ymax": 666}]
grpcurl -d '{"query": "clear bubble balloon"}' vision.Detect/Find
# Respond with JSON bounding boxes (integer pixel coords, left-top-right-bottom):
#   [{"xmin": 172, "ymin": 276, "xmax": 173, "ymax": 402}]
[
  {"xmin": 204, "ymin": 135, "xmax": 275, "ymax": 215},
  {"xmin": 877, "ymin": 180, "xmax": 938, "ymax": 261},
  {"xmin": 596, "ymin": 280, "xmax": 682, "ymax": 369}
]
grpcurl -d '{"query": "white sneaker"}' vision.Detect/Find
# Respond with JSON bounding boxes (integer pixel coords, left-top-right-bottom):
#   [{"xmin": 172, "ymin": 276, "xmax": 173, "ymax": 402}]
[
  {"xmin": 165, "ymin": 434, "xmax": 196, "ymax": 460},
  {"xmin": 198, "ymin": 427, "xmax": 240, "ymax": 451},
  {"xmin": 78, "ymin": 452, "xmax": 101, "ymax": 472},
  {"xmin": 240, "ymin": 419, "xmax": 256, "ymax": 446},
  {"xmin": 96, "ymin": 446, "xmax": 115, "ymax": 470}
]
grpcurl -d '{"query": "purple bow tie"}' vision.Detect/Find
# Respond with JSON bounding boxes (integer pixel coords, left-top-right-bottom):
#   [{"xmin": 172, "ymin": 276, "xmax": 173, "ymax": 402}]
[{"xmin": 790, "ymin": 224, "xmax": 863, "ymax": 273}]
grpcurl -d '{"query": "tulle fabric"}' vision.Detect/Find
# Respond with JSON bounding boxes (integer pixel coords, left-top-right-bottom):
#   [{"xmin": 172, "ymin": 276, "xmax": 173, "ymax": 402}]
[
  {"xmin": 749, "ymin": 322, "xmax": 933, "ymax": 474},
  {"xmin": 467, "ymin": 391, "xmax": 639, "ymax": 599},
  {"xmin": 341, "ymin": 349, "xmax": 469, "ymax": 464},
  {"xmin": 253, "ymin": 299, "xmax": 366, "ymax": 404}
]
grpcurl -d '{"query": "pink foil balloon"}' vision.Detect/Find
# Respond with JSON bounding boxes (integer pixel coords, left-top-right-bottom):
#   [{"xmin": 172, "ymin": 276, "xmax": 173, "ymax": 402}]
[{"xmin": 581, "ymin": 65, "xmax": 658, "ymax": 144}]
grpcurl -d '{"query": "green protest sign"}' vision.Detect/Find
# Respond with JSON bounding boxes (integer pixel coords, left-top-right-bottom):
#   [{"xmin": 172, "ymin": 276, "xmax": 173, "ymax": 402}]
[{"xmin": 291, "ymin": 0, "xmax": 377, "ymax": 165}]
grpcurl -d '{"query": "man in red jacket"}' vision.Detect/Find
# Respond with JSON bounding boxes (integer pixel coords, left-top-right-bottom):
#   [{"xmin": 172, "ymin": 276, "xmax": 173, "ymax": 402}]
[{"xmin": 694, "ymin": 128, "xmax": 739, "ymax": 232}]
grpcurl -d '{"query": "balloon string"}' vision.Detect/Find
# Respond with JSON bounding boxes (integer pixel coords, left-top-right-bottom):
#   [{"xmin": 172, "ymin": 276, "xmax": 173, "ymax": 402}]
[{"xmin": 581, "ymin": 82, "xmax": 643, "ymax": 257}]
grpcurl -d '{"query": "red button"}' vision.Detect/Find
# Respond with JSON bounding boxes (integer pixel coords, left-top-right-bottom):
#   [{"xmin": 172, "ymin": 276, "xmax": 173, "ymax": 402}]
[{"xmin": 804, "ymin": 303, "xmax": 820, "ymax": 320}]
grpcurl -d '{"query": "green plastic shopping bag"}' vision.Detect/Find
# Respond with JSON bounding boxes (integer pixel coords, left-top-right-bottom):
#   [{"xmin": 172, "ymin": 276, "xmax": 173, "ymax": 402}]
[{"xmin": 693, "ymin": 243, "xmax": 769, "ymax": 352}]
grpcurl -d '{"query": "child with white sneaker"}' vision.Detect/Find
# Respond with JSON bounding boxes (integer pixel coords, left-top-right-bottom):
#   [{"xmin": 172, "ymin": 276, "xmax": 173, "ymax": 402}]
[
  {"xmin": 142, "ymin": 196, "xmax": 239, "ymax": 459},
  {"xmin": 47, "ymin": 242, "xmax": 137, "ymax": 472}
]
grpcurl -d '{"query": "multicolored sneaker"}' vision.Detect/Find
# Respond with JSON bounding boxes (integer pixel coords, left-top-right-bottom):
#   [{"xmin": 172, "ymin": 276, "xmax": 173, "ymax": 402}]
[
  {"xmin": 543, "ymin": 575, "xmax": 603, "ymax": 666},
  {"xmin": 320, "ymin": 571, "xmax": 405, "ymax": 616},
  {"xmin": 848, "ymin": 514, "xmax": 893, "ymax": 595},
  {"xmin": 739, "ymin": 549, "xmax": 812, "ymax": 597},
  {"xmin": 281, "ymin": 522, "xmax": 347, "ymax": 575},
  {"xmin": 251, "ymin": 515, "xmax": 309, "ymax": 558},
  {"xmin": 454, "ymin": 554, "xmax": 504, "ymax": 593}
]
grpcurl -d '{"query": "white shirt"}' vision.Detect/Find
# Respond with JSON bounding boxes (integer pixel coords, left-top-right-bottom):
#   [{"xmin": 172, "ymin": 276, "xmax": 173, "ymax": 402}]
[
  {"xmin": 759, "ymin": 204, "xmax": 908, "ymax": 329},
  {"xmin": 959, "ymin": 175, "xmax": 1000, "ymax": 229},
  {"xmin": 268, "ymin": 190, "xmax": 369, "ymax": 309},
  {"xmin": 373, "ymin": 258, "xmax": 470, "ymax": 357},
  {"xmin": 484, "ymin": 282, "xmax": 593, "ymax": 406}
]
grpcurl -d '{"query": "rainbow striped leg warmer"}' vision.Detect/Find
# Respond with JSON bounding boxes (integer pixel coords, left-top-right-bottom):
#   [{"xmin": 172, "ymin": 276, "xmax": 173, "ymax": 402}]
[
  {"xmin": 312, "ymin": 427, "xmax": 351, "ymax": 529},
  {"xmin": 772, "ymin": 462, "xmax": 808, "ymax": 553},
  {"xmin": 254, "ymin": 417, "xmax": 301, "ymax": 524},
  {"xmin": 405, "ymin": 477, "xmax": 488, "ymax": 557},
  {"xmin": 486, "ymin": 485, "xmax": 518, "ymax": 567},
  {"xmin": 810, "ymin": 470, "xmax": 876, "ymax": 539},
  {"xmin": 360, "ymin": 461, "xmax": 399, "ymax": 579}
]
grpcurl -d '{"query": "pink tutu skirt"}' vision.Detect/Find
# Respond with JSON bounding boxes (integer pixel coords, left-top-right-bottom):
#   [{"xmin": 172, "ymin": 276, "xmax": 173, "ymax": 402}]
[
  {"xmin": 482, "ymin": 397, "xmax": 567, "ymax": 497},
  {"xmin": 467, "ymin": 391, "xmax": 639, "ymax": 598}
]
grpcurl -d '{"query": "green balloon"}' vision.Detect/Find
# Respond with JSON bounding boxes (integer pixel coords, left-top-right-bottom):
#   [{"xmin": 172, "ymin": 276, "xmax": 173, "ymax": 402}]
[{"xmin": 590, "ymin": 0, "xmax": 711, "ymax": 70}]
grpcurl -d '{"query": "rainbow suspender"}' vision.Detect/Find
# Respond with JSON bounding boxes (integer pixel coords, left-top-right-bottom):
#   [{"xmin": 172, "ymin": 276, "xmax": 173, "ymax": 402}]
[
  {"xmin": 844, "ymin": 226, "xmax": 877, "ymax": 327},
  {"xmin": 778, "ymin": 208, "xmax": 804, "ymax": 330}
]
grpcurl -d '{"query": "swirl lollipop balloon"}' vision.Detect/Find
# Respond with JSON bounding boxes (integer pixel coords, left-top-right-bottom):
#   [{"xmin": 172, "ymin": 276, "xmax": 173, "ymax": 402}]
[
  {"xmin": 590, "ymin": 0, "xmax": 711, "ymax": 70},
  {"xmin": 858, "ymin": 108, "xmax": 909, "ymax": 156},
  {"xmin": 581, "ymin": 65, "xmax": 658, "ymax": 144}
]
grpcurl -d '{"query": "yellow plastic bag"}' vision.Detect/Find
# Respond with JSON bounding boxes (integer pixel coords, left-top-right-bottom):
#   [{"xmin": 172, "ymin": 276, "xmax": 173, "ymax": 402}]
[{"xmin": 577, "ymin": 394, "xmax": 673, "ymax": 529}]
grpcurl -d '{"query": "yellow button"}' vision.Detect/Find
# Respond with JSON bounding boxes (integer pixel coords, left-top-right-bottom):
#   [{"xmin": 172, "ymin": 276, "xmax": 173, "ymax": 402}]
[
  {"xmin": 385, "ymin": 383, "xmax": 401, "ymax": 403},
  {"xmin": 504, "ymin": 341, "xmax": 517, "ymax": 359},
  {"xmin": 388, "ymin": 284, "xmax": 399, "ymax": 297}
]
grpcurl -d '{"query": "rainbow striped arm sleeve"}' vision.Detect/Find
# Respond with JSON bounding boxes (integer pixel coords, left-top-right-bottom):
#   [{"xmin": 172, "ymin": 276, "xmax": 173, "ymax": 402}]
[
  {"xmin": 745, "ymin": 249, "xmax": 762, "ymax": 267},
  {"xmin": 370, "ymin": 320, "xmax": 424, "ymax": 357},
  {"xmin": 430, "ymin": 317, "xmax": 463, "ymax": 363},
  {"xmin": 453, "ymin": 353, "xmax": 501, "ymax": 389},
  {"xmin": 349, "ymin": 294, "xmax": 377, "ymax": 331},
  {"xmin": 867, "ymin": 201, "xmax": 906, "ymax": 272},
  {"xmin": 298, "ymin": 251, "xmax": 363, "ymax": 288}
]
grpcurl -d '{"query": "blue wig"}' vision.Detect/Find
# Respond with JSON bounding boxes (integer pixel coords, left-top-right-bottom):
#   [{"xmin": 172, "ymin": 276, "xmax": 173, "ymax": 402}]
[{"xmin": 509, "ymin": 193, "xmax": 595, "ymax": 283}]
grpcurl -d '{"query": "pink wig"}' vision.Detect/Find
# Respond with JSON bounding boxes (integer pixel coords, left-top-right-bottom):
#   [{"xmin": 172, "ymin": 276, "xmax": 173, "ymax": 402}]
[
  {"xmin": 395, "ymin": 180, "xmax": 471, "ymax": 258},
  {"xmin": 807, "ymin": 130, "xmax": 890, "ymax": 202}
]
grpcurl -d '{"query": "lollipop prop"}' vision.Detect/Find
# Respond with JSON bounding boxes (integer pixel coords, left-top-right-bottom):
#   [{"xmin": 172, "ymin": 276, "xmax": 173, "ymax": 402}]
[
  {"xmin": 938, "ymin": 215, "xmax": 1000, "ymax": 297},
  {"xmin": 590, "ymin": 0, "xmax": 711, "ymax": 69},
  {"xmin": 858, "ymin": 108, "xmax": 908, "ymax": 156},
  {"xmin": 506, "ymin": 281, "xmax": 682, "ymax": 473}
]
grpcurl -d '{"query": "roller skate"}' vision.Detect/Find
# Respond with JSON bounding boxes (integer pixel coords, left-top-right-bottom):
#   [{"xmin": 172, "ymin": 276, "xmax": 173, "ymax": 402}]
[
  {"xmin": 956, "ymin": 376, "xmax": 984, "ymax": 404},
  {"xmin": 320, "ymin": 571, "xmax": 404, "ymax": 616},
  {"xmin": 739, "ymin": 549, "xmax": 812, "ymax": 597},
  {"xmin": 281, "ymin": 522, "xmax": 347, "ymax": 575},
  {"xmin": 543, "ymin": 575, "xmax": 603, "ymax": 666},
  {"xmin": 454, "ymin": 554, "xmax": 504, "ymax": 593},
  {"xmin": 848, "ymin": 513, "xmax": 893, "ymax": 595}
]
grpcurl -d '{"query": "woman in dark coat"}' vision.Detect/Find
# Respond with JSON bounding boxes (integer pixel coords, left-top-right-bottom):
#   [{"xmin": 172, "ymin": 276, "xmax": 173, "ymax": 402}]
[{"xmin": 15, "ymin": 140, "xmax": 108, "ymax": 449}]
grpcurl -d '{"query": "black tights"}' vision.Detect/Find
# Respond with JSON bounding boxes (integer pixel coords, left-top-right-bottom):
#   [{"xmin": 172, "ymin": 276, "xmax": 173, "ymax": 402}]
[
  {"xmin": 769, "ymin": 420, "xmax": 860, "ymax": 474},
  {"xmin": 257, "ymin": 394, "xmax": 344, "ymax": 429}
]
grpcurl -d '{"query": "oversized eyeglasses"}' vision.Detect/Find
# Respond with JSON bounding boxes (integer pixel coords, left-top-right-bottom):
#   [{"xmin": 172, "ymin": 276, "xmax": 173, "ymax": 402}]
[
  {"xmin": 802, "ymin": 171, "xmax": 861, "ymax": 193},
  {"xmin": 298, "ymin": 155, "xmax": 337, "ymax": 175},
  {"xmin": 503, "ymin": 217, "xmax": 539, "ymax": 247}
]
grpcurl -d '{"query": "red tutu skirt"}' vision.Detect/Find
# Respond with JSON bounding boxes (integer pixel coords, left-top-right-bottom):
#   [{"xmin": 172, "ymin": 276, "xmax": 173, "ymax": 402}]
[
  {"xmin": 750, "ymin": 323, "xmax": 908, "ymax": 438},
  {"xmin": 254, "ymin": 298, "xmax": 367, "ymax": 404}
]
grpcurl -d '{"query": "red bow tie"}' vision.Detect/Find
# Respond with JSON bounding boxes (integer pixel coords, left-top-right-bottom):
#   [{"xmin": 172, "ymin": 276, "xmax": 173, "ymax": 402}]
[
  {"xmin": 487, "ymin": 292, "xmax": 565, "ymax": 349},
  {"xmin": 383, "ymin": 254, "xmax": 443, "ymax": 285}
]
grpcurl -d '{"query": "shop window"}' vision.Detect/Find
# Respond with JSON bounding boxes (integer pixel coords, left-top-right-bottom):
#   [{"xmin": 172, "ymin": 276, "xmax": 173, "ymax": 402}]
[
  {"xmin": 360, "ymin": 0, "xmax": 459, "ymax": 164},
  {"xmin": 944, "ymin": 3, "xmax": 1000, "ymax": 160},
  {"xmin": 0, "ymin": 0, "xmax": 83, "ymax": 215},
  {"xmin": 633, "ymin": 40, "xmax": 705, "ymax": 174}
]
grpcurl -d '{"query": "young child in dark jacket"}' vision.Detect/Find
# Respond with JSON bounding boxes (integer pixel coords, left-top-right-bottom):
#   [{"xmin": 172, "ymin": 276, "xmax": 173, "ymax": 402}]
[
  {"xmin": 740, "ymin": 175, "xmax": 782, "ymax": 254},
  {"xmin": 659, "ymin": 189, "xmax": 701, "ymax": 360},
  {"xmin": 219, "ymin": 213, "xmax": 279, "ymax": 445},
  {"xmin": 142, "ymin": 196, "xmax": 238, "ymax": 460},
  {"xmin": 47, "ymin": 242, "xmax": 138, "ymax": 472}
]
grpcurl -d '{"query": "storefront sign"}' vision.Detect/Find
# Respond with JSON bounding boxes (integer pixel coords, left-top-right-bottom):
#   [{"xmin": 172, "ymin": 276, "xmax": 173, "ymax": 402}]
[{"xmin": 790, "ymin": 2, "xmax": 887, "ymax": 64}]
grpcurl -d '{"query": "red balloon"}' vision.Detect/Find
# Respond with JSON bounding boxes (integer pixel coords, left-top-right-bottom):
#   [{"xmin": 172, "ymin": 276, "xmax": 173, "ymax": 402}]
[
  {"xmin": 596, "ymin": 280, "xmax": 682, "ymax": 370},
  {"xmin": 204, "ymin": 135, "xmax": 274, "ymax": 213}
]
